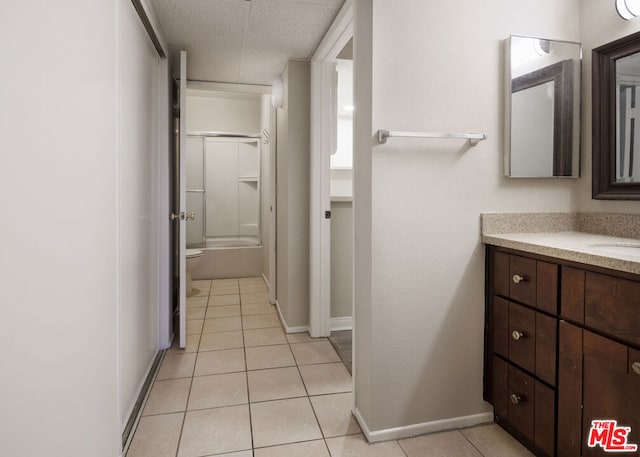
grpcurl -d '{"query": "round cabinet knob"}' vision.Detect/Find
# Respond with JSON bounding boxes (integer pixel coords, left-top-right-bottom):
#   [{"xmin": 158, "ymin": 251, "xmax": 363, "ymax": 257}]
[
  {"xmin": 512, "ymin": 274, "xmax": 526, "ymax": 284},
  {"xmin": 510, "ymin": 394, "xmax": 523, "ymax": 404},
  {"xmin": 632, "ymin": 362, "xmax": 640, "ymax": 375},
  {"xmin": 512, "ymin": 330, "xmax": 525, "ymax": 341}
]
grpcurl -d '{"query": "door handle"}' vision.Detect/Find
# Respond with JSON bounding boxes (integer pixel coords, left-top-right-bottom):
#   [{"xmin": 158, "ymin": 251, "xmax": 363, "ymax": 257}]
[{"xmin": 170, "ymin": 212, "xmax": 185, "ymax": 221}]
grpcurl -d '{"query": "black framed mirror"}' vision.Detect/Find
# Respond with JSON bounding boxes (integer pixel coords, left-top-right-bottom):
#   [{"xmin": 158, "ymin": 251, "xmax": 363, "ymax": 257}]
[{"xmin": 593, "ymin": 30, "xmax": 640, "ymax": 199}]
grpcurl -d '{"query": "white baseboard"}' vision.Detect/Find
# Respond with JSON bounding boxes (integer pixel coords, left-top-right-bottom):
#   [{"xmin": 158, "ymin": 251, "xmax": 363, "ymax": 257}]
[
  {"xmin": 261, "ymin": 272, "xmax": 270, "ymax": 289},
  {"xmin": 330, "ymin": 316, "xmax": 352, "ymax": 331},
  {"xmin": 353, "ymin": 407, "xmax": 494, "ymax": 443},
  {"xmin": 274, "ymin": 300, "xmax": 310, "ymax": 334}
]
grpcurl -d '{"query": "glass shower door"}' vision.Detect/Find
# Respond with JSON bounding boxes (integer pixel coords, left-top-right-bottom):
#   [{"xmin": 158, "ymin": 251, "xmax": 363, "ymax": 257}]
[
  {"xmin": 186, "ymin": 136, "xmax": 205, "ymax": 247},
  {"xmin": 205, "ymin": 137, "xmax": 261, "ymax": 246}
]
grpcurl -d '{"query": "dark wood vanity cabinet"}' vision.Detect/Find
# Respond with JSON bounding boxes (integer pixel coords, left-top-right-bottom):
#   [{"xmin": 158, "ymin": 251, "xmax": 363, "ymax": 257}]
[
  {"xmin": 485, "ymin": 246, "xmax": 640, "ymax": 457},
  {"xmin": 557, "ymin": 271, "xmax": 640, "ymax": 456},
  {"xmin": 486, "ymin": 248, "xmax": 558, "ymax": 456}
]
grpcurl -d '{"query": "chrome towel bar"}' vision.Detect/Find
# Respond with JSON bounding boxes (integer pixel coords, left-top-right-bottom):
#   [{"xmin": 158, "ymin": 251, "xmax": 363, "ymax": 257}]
[{"xmin": 377, "ymin": 129, "xmax": 487, "ymax": 146}]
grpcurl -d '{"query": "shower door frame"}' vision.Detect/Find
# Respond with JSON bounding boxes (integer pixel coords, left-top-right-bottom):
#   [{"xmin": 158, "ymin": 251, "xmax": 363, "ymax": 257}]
[{"xmin": 186, "ymin": 135, "xmax": 207, "ymax": 247}]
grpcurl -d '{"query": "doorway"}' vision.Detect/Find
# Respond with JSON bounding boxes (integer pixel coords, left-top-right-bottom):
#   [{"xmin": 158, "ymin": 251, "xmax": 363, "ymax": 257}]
[
  {"xmin": 328, "ymin": 49, "xmax": 354, "ymax": 373},
  {"xmin": 309, "ymin": 0, "xmax": 354, "ymax": 375}
]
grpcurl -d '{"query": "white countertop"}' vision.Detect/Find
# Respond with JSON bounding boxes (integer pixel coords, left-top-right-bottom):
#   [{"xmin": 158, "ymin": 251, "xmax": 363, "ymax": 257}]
[{"xmin": 482, "ymin": 231, "xmax": 640, "ymax": 275}]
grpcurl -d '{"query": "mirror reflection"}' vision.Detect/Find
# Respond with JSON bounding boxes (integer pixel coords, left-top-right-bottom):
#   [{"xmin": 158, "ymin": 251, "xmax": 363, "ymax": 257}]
[
  {"xmin": 505, "ymin": 35, "xmax": 581, "ymax": 178},
  {"xmin": 616, "ymin": 52, "xmax": 640, "ymax": 183}
]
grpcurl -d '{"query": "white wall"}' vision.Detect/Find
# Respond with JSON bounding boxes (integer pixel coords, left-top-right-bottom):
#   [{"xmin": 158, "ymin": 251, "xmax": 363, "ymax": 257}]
[
  {"xmin": 0, "ymin": 1, "xmax": 167, "ymax": 455},
  {"xmin": 117, "ymin": 0, "xmax": 164, "ymax": 431},
  {"xmin": 331, "ymin": 200, "xmax": 353, "ymax": 319},
  {"xmin": 276, "ymin": 60, "xmax": 311, "ymax": 329},
  {"xmin": 187, "ymin": 91, "xmax": 262, "ymax": 133},
  {"xmin": 0, "ymin": 1, "xmax": 119, "ymax": 456},
  {"xmin": 354, "ymin": 0, "xmax": 580, "ymax": 435},
  {"xmin": 576, "ymin": 0, "xmax": 640, "ymax": 213}
]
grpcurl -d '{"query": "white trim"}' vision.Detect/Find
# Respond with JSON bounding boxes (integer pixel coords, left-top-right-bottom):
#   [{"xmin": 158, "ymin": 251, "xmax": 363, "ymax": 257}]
[
  {"xmin": 353, "ymin": 407, "xmax": 495, "ymax": 443},
  {"xmin": 262, "ymin": 272, "xmax": 270, "ymax": 289},
  {"xmin": 312, "ymin": 0, "xmax": 354, "ymax": 62},
  {"xmin": 268, "ymin": 104, "xmax": 277, "ymax": 305},
  {"xmin": 135, "ymin": 0, "xmax": 169, "ymax": 56},
  {"xmin": 156, "ymin": 57, "xmax": 172, "ymax": 350},
  {"xmin": 178, "ymin": 51, "xmax": 187, "ymax": 348},
  {"xmin": 274, "ymin": 300, "xmax": 310, "ymax": 334},
  {"xmin": 115, "ymin": 0, "xmax": 122, "ymax": 448},
  {"xmin": 121, "ymin": 352, "xmax": 161, "ymax": 432},
  {"xmin": 121, "ymin": 351, "xmax": 164, "ymax": 454},
  {"xmin": 330, "ymin": 316, "xmax": 353, "ymax": 331},
  {"xmin": 309, "ymin": 0, "xmax": 353, "ymax": 339},
  {"xmin": 309, "ymin": 61, "xmax": 335, "ymax": 338},
  {"xmin": 187, "ymin": 80, "xmax": 272, "ymax": 95}
]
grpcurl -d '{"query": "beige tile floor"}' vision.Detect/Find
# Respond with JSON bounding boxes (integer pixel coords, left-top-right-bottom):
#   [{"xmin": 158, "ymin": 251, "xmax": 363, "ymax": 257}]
[{"xmin": 126, "ymin": 277, "xmax": 534, "ymax": 457}]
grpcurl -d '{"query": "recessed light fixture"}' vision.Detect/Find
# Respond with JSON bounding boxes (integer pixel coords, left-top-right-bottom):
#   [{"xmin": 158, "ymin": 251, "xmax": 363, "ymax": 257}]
[{"xmin": 616, "ymin": 0, "xmax": 640, "ymax": 20}]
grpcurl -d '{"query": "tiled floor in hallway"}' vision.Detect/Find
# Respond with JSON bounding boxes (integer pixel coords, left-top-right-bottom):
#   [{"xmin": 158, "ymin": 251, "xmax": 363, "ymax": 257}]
[{"xmin": 126, "ymin": 277, "xmax": 533, "ymax": 457}]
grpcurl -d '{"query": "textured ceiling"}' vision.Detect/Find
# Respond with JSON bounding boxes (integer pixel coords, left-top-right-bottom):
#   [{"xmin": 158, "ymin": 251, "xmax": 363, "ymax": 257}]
[{"xmin": 149, "ymin": 0, "xmax": 345, "ymax": 85}]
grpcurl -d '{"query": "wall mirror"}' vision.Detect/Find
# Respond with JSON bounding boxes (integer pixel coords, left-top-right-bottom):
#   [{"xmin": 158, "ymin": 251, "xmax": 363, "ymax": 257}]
[
  {"xmin": 505, "ymin": 35, "xmax": 582, "ymax": 178},
  {"xmin": 593, "ymin": 30, "xmax": 640, "ymax": 200}
]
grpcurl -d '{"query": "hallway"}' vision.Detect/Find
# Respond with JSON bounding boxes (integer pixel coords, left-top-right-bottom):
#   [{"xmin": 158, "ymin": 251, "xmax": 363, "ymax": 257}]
[
  {"xmin": 125, "ymin": 277, "xmax": 533, "ymax": 457},
  {"xmin": 126, "ymin": 277, "xmax": 354, "ymax": 456}
]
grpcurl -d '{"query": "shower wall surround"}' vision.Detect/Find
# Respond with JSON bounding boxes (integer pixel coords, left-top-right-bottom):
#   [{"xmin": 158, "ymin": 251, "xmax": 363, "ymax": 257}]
[{"xmin": 186, "ymin": 136, "xmax": 261, "ymax": 248}]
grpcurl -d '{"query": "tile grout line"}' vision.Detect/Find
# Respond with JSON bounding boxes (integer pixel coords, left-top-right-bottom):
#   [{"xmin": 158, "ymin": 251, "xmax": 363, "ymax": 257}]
[
  {"xmin": 171, "ymin": 291, "xmax": 206, "ymax": 457},
  {"xmin": 288, "ymin": 333, "xmax": 340, "ymax": 456},
  {"xmin": 144, "ymin": 278, "xmax": 366, "ymax": 456},
  {"xmin": 240, "ymin": 281, "xmax": 256, "ymax": 455},
  {"xmin": 459, "ymin": 428, "xmax": 488, "ymax": 457}
]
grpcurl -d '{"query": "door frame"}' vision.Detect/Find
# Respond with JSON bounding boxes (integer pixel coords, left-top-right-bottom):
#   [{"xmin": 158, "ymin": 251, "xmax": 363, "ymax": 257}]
[
  {"xmin": 183, "ymin": 81, "xmax": 276, "ymax": 302},
  {"xmin": 309, "ymin": 0, "xmax": 353, "ymax": 337}
]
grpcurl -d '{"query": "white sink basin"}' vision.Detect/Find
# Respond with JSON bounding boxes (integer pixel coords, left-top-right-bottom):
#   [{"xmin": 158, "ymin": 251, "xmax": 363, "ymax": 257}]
[{"xmin": 590, "ymin": 243, "xmax": 640, "ymax": 257}]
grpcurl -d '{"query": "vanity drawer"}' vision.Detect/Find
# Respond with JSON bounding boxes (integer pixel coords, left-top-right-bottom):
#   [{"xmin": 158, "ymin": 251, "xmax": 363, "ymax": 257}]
[
  {"xmin": 585, "ymin": 272, "xmax": 640, "ymax": 346},
  {"xmin": 509, "ymin": 301, "xmax": 536, "ymax": 374},
  {"xmin": 508, "ymin": 362, "xmax": 535, "ymax": 443},
  {"xmin": 493, "ymin": 356, "xmax": 556, "ymax": 456},
  {"xmin": 494, "ymin": 252, "xmax": 558, "ymax": 313},
  {"xmin": 492, "ymin": 297, "xmax": 557, "ymax": 385}
]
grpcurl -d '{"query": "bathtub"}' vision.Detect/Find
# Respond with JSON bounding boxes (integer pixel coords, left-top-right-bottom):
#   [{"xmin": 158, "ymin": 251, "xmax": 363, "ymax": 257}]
[
  {"xmin": 189, "ymin": 236, "xmax": 263, "ymax": 280},
  {"xmin": 204, "ymin": 236, "xmax": 260, "ymax": 248}
]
